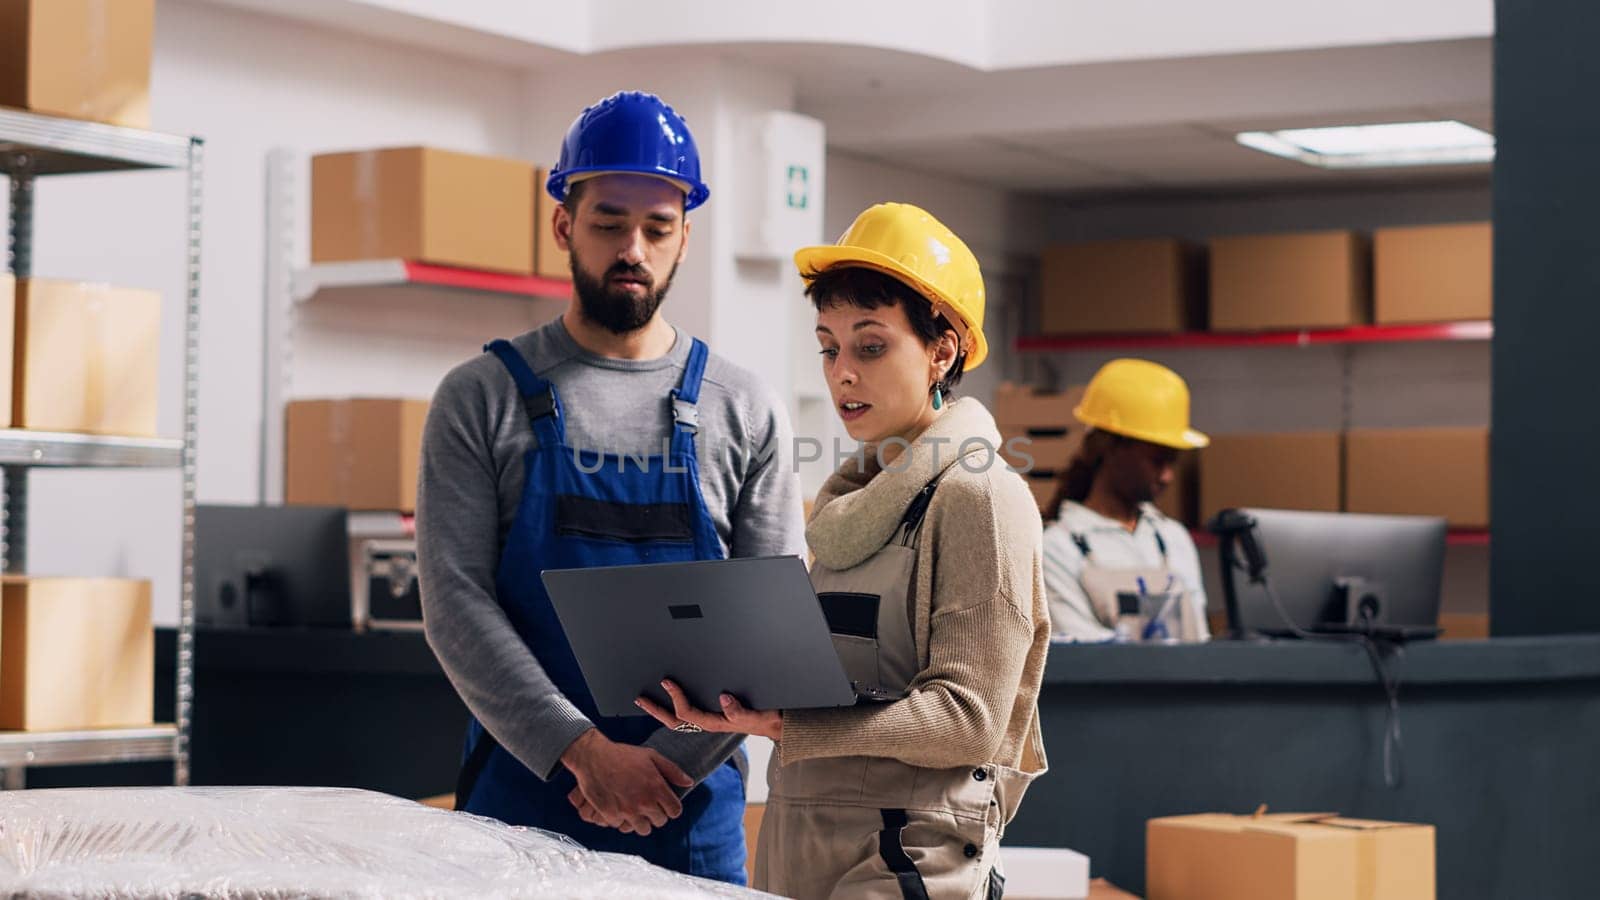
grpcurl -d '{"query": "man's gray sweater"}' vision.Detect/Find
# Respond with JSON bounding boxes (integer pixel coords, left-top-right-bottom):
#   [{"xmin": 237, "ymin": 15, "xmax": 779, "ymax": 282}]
[{"xmin": 416, "ymin": 317, "xmax": 805, "ymax": 785}]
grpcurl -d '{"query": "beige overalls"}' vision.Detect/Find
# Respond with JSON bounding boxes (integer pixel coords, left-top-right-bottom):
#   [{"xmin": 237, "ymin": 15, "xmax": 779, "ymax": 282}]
[
  {"xmin": 1073, "ymin": 529, "xmax": 1205, "ymax": 642},
  {"xmin": 755, "ymin": 480, "xmax": 1040, "ymax": 900}
]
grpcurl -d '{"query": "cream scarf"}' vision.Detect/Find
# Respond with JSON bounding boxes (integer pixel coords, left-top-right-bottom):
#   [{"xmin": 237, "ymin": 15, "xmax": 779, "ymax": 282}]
[{"xmin": 806, "ymin": 397, "xmax": 1004, "ymax": 570}]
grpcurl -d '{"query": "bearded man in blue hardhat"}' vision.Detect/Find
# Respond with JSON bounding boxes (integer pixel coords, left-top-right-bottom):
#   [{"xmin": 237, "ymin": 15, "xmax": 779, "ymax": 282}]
[{"xmin": 415, "ymin": 91, "xmax": 803, "ymax": 883}]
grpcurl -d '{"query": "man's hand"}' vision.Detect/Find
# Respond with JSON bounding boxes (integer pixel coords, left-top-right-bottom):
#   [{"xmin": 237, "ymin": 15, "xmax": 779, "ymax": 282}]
[{"xmin": 561, "ymin": 728, "xmax": 693, "ymax": 836}]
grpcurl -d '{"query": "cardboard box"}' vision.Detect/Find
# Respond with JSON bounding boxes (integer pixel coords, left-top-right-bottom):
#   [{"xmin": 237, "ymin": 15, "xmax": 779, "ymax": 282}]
[
  {"xmin": 0, "ymin": 576, "xmax": 154, "ymax": 731},
  {"xmin": 1210, "ymin": 231, "xmax": 1370, "ymax": 331},
  {"xmin": 1000, "ymin": 429, "xmax": 1083, "ymax": 475},
  {"xmin": 1374, "ymin": 222, "xmax": 1492, "ymax": 324},
  {"xmin": 1156, "ymin": 449, "xmax": 1199, "ymax": 528},
  {"xmin": 0, "ymin": 0, "xmax": 154, "ymax": 128},
  {"xmin": 995, "ymin": 383, "xmax": 1085, "ymax": 431},
  {"xmin": 744, "ymin": 802, "xmax": 765, "ymax": 885},
  {"xmin": 1087, "ymin": 880, "xmax": 1140, "ymax": 900},
  {"xmin": 1200, "ymin": 432, "xmax": 1342, "ymax": 523},
  {"xmin": 13, "ymin": 278, "xmax": 159, "ymax": 436},
  {"xmin": 312, "ymin": 148, "xmax": 535, "ymax": 274},
  {"xmin": 1026, "ymin": 473, "xmax": 1060, "ymax": 516},
  {"xmin": 1345, "ymin": 427, "xmax": 1489, "ymax": 527},
  {"xmin": 533, "ymin": 167, "xmax": 570, "ymax": 280},
  {"xmin": 1439, "ymin": 612, "xmax": 1490, "ymax": 641},
  {"xmin": 1147, "ymin": 812, "xmax": 1435, "ymax": 900},
  {"xmin": 1040, "ymin": 239, "xmax": 1201, "ymax": 335},
  {"xmin": 286, "ymin": 398, "xmax": 429, "ymax": 512}
]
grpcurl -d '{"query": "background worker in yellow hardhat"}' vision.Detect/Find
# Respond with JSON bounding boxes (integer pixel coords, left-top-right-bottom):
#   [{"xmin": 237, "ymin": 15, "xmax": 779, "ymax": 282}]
[
  {"xmin": 635, "ymin": 202, "xmax": 1050, "ymax": 899},
  {"xmin": 1040, "ymin": 359, "xmax": 1212, "ymax": 642}
]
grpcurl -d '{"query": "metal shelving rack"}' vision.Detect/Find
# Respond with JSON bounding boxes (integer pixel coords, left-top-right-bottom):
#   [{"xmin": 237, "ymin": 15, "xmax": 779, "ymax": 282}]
[{"xmin": 0, "ymin": 107, "xmax": 202, "ymax": 787}]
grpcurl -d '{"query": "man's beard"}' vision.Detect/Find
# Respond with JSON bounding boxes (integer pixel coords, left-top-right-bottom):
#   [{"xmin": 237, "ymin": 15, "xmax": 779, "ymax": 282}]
[{"xmin": 570, "ymin": 254, "xmax": 679, "ymax": 335}]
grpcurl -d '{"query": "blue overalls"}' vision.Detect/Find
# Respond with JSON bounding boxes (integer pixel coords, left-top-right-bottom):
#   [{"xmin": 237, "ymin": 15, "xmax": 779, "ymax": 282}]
[{"xmin": 453, "ymin": 337, "xmax": 747, "ymax": 884}]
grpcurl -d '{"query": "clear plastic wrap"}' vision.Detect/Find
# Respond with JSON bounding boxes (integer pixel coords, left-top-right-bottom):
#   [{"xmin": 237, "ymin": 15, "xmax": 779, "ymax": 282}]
[{"xmin": 0, "ymin": 786, "xmax": 769, "ymax": 899}]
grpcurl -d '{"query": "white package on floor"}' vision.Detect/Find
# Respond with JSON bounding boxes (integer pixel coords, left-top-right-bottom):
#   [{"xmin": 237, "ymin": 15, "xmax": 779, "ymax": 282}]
[
  {"xmin": 0, "ymin": 786, "xmax": 768, "ymax": 899},
  {"xmin": 998, "ymin": 846, "xmax": 1091, "ymax": 899}
]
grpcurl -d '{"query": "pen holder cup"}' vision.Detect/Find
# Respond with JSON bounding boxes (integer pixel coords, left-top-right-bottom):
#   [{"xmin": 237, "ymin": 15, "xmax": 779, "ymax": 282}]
[{"xmin": 1138, "ymin": 592, "xmax": 1181, "ymax": 644}]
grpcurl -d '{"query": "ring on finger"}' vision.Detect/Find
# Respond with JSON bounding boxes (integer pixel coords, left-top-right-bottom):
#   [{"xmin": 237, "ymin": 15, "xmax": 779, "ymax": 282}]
[{"xmin": 673, "ymin": 721, "xmax": 704, "ymax": 734}]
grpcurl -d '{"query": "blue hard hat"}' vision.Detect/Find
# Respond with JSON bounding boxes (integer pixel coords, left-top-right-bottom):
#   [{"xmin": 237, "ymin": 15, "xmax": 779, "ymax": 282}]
[{"xmin": 546, "ymin": 91, "xmax": 709, "ymax": 211}]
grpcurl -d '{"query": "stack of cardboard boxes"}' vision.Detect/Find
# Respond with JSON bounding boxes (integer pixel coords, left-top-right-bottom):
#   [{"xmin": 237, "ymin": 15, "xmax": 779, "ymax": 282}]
[
  {"xmin": 290, "ymin": 148, "xmax": 581, "ymax": 512},
  {"xmin": 0, "ymin": 1, "xmax": 162, "ymax": 732},
  {"xmin": 994, "ymin": 383, "xmax": 1086, "ymax": 514},
  {"xmin": 1037, "ymin": 222, "xmax": 1493, "ymax": 531},
  {"xmin": 1040, "ymin": 222, "xmax": 1492, "ymax": 335},
  {"xmin": 1200, "ymin": 429, "xmax": 1490, "ymax": 528},
  {"xmin": 0, "ymin": 279, "xmax": 161, "ymax": 735},
  {"xmin": 310, "ymin": 149, "xmax": 571, "ymax": 281}
]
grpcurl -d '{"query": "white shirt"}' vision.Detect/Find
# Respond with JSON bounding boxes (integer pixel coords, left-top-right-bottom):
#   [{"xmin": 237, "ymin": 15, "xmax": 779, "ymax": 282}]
[{"xmin": 1041, "ymin": 501, "xmax": 1209, "ymax": 642}]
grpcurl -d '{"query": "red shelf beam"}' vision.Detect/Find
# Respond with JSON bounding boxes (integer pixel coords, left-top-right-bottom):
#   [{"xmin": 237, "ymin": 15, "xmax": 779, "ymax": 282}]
[
  {"xmin": 1016, "ymin": 321, "xmax": 1492, "ymax": 353},
  {"xmin": 1188, "ymin": 527, "xmax": 1489, "ymax": 549},
  {"xmin": 401, "ymin": 261, "xmax": 571, "ymax": 299}
]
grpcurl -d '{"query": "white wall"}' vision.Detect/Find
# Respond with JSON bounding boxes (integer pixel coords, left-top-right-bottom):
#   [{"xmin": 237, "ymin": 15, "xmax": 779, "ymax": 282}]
[
  {"xmin": 202, "ymin": 0, "xmax": 1492, "ymax": 73},
  {"xmin": 990, "ymin": 0, "xmax": 1493, "ymax": 68},
  {"xmin": 822, "ymin": 150, "xmax": 1052, "ymax": 412},
  {"xmin": 828, "ymin": 151, "xmax": 1055, "ymax": 270},
  {"xmin": 26, "ymin": 0, "xmax": 531, "ymax": 624},
  {"xmin": 1043, "ymin": 181, "xmax": 1492, "ymax": 242},
  {"xmin": 203, "ymin": 0, "xmax": 586, "ymax": 63}
]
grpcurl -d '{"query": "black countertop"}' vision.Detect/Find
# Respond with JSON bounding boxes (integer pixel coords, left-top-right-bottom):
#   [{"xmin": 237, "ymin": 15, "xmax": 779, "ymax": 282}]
[
  {"xmin": 161, "ymin": 627, "xmax": 1600, "ymax": 686},
  {"xmin": 1040, "ymin": 634, "xmax": 1600, "ymax": 686},
  {"xmin": 158, "ymin": 627, "xmax": 441, "ymax": 676}
]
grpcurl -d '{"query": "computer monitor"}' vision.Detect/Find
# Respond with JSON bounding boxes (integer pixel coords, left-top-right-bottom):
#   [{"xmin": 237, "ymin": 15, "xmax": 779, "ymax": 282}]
[
  {"xmin": 195, "ymin": 504, "xmax": 351, "ymax": 628},
  {"xmin": 1216, "ymin": 508, "xmax": 1447, "ymax": 639}
]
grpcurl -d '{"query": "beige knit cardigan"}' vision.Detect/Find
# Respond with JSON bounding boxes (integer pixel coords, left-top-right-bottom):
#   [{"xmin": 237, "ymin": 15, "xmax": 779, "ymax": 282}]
[{"xmin": 779, "ymin": 397, "xmax": 1050, "ymax": 779}]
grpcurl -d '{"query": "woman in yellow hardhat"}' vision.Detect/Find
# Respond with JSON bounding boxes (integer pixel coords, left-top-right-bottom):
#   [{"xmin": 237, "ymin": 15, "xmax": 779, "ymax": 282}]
[
  {"xmin": 1041, "ymin": 359, "xmax": 1212, "ymax": 642},
  {"xmin": 637, "ymin": 202, "xmax": 1050, "ymax": 899}
]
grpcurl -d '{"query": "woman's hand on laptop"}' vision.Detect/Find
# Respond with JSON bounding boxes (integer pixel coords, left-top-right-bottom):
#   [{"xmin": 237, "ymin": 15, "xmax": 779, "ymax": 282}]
[{"xmin": 637, "ymin": 679, "xmax": 783, "ymax": 742}]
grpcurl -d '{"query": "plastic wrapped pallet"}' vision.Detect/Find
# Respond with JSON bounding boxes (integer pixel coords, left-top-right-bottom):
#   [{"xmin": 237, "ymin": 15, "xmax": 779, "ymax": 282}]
[{"xmin": 0, "ymin": 786, "xmax": 769, "ymax": 899}]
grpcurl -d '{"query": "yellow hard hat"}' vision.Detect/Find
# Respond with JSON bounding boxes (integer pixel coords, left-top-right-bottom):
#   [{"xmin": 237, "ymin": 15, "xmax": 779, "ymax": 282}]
[
  {"xmin": 1075, "ymin": 359, "xmax": 1210, "ymax": 449},
  {"xmin": 793, "ymin": 202, "xmax": 988, "ymax": 370}
]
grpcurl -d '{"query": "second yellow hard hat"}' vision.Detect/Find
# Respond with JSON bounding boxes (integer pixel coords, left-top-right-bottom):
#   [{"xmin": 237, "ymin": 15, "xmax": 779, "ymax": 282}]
[
  {"xmin": 793, "ymin": 202, "xmax": 988, "ymax": 370},
  {"xmin": 1075, "ymin": 359, "xmax": 1210, "ymax": 449}
]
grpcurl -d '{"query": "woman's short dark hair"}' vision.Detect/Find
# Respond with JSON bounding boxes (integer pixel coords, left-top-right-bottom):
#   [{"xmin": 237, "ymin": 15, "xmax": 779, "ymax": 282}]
[{"xmin": 803, "ymin": 265, "xmax": 967, "ymax": 393}]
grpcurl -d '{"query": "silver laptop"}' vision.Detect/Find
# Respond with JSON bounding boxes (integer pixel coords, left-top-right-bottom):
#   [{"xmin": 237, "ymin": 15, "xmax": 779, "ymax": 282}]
[{"xmin": 542, "ymin": 555, "xmax": 857, "ymax": 719}]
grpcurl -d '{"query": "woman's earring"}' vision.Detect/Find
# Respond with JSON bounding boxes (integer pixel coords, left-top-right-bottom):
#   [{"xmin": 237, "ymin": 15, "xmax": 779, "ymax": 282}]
[{"xmin": 932, "ymin": 385, "xmax": 944, "ymax": 411}]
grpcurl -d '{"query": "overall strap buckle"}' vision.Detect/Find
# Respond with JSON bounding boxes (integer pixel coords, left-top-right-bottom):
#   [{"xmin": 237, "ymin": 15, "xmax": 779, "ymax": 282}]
[
  {"xmin": 669, "ymin": 338, "xmax": 711, "ymax": 435},
  {"xmin": 524, "ymin": 386, "xmax": 559, "ymax": 422},
  {"xmin": 485, "ymin": 339, "xmax": 560, "ymax": 425},
  {"xmin": 1071, "ymin": 532, "xmax": 1092, "ymax": 558},
  {"xmin": 671, "ymin": 393, "xmax": 700, "ymax": 433}
]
